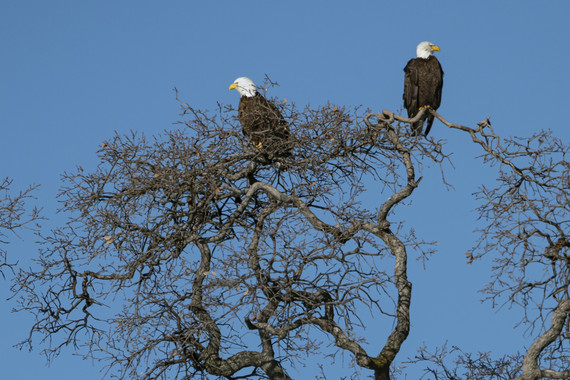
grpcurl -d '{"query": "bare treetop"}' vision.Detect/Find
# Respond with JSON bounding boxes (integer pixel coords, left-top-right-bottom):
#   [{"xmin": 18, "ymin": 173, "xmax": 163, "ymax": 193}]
[{"xmin": 10, "ymin": 98, "xmax": 569, "ymax": 380}]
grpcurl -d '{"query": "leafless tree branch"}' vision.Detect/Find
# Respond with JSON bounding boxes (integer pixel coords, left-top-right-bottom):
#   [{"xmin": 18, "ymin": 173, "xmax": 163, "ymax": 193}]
[
  {"xmin": 0, "ymin": 178, "xmax": 42, "ymax": 277},
  {"xmin": 9, "ymin": 97, "xmax": 568, "ymax": 379}
]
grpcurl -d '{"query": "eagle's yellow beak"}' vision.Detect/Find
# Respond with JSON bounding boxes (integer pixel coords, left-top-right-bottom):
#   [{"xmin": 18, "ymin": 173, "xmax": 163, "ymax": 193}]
[
  {"xmin": 229, "ymin": 83, "xmax": 237, "ymax": 91},
  {"xmin": 432, "ymin": 45, "xmax": 441, "ymax": 52}
]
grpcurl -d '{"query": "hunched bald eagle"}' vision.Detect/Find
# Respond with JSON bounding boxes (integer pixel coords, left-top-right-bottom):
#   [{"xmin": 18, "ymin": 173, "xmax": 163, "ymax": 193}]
[
  {"xmin": 403, "ymin": 41, "xmax": 444, "ymax": 136},
  {"xmin": 229, "ymin": 77, "xmax": 291, "ymax": 156}
]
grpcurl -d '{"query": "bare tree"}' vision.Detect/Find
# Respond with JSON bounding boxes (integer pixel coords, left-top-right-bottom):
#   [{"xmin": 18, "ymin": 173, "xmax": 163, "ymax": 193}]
[
  {"xmin": 0, "ymin": 178, "xmax": 41, "ymax": 277},
  {"xmin": 10, "ymin": 86, "xmax": 569, "ymax": 379},
  {"xmin": 403, "ymin": 112, "xmax": 570, "ymax": 380}
]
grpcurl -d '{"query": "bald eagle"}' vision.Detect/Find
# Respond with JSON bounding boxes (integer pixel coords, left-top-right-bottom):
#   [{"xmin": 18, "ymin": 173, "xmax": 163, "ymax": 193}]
[
  {"xmin": 403, "ymin": 41, "xmax": 444, "ymax": 136},
  {"xmin": 229, "ymin": 77, "xmax": 291, "ymax": 156}
]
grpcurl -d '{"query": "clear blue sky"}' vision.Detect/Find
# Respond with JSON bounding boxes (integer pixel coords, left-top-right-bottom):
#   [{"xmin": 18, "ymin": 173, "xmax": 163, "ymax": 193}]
[{"xmin": 1, "ymin": 1, "xmax": 569, "ymax": 379}]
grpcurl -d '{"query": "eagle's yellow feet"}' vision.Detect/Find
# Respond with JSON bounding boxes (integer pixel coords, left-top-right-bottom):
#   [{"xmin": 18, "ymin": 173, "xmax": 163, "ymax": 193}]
[{"xmin": 256, "ymin": 142, "xmax": 263, "ymax": 149}]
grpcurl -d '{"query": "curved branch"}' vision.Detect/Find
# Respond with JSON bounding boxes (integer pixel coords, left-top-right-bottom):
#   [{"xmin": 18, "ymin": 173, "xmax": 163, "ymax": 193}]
[
  {"xmin": 429, "ymin": 110, "xmax": 527, "ymax": 178},
  {"xmin": 513, "ymin": 298, "xmax": 570, "ymax": 380}
]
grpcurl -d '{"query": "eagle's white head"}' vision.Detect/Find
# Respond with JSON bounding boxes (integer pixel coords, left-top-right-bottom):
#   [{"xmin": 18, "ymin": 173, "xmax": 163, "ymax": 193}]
[
  {"xmin": 229, "ymin": 77, "xmax": 257, "ymax": 97},
  {"xmin": 416, "ymin": 41, "xmax": 440, "ymax": 59}
]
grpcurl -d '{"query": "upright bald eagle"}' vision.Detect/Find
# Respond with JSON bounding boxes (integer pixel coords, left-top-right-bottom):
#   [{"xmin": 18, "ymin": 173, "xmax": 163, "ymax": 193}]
[
  {"xmin": 229, "ymin": 77, "xmax": 291, "ymax": 156},
  {"xmin": 403, "ymin": 41, "xmax": 444, "ymax": 136}
]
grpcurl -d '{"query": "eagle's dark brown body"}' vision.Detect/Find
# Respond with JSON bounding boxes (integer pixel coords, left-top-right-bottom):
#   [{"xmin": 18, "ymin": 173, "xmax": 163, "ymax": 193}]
[
  {"xmin": 403, "ymin": 55, "xmax": 444, "ymax": 136},
  {"xmin": 238, "ymin": 92, "xmax": 291, "ymax": 156}
]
